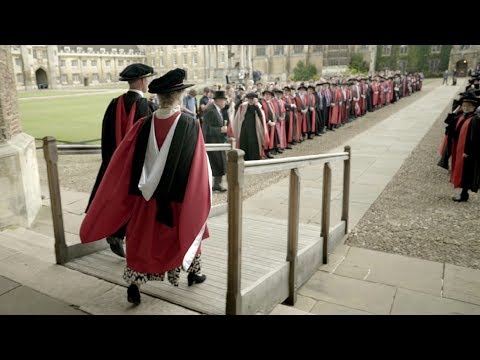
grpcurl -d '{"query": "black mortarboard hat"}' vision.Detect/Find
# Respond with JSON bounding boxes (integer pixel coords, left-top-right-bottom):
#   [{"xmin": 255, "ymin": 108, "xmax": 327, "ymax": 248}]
[
  {"xmin": 273, "ymin": 88, "xmax": 284, "ymax": 94},
  {"xmin": 148, "ymin": 68, "xmax": 194, "ymax": 94},
  {"xmin": 283, "ymin": 86, "xmax": 291, "ymax": 91},
  {"xmin": 246, "ymin": 92, "xmax": 258, "ymax": 99},
  {"xmin": 297, "ymin": 84, "xmax": 307, "ymax": 91},
  {"xmin": 213, "ymin": 90, "xmax": 228, "ymax": 99},
  {"xmin": 119, "ymin": 63, "xmax": 156, "ymax": 81},
  {"xmin": 262, "ymin": 89, "xmax": 274, "ymax": 96},
  {"xmin": 459, "ymin": 92, "xmax": 480, "ymax": 106}
]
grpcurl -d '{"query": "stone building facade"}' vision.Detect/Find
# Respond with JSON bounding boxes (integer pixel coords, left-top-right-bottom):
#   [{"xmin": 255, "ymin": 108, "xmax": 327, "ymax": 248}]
[
  {"xmin": 11, "ymin": 45, "xmax": 145, "ymax": 90},
  {"xmin": 11, "ymin": 44, "xmax": 380, "ymax": 89},
  {"xmin": 448, "ymin": 45, "xmax": 480, "ymax": 77}
]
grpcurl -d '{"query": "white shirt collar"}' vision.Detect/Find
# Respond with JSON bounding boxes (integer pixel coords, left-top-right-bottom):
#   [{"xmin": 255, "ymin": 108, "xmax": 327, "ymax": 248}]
[
  {"xmin": 214, "ymin": 104, "xmax": 222, "ymax": 114},
  {"xmin": 128, "ymin": 89, "xmax": 144, "ymax": 97}
]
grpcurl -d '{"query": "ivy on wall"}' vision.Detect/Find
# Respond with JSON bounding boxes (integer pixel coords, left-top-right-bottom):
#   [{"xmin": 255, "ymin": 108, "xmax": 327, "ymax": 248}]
[{"xmin": 375, "ymin": 45, "xmax": 452, "ymax": 78}]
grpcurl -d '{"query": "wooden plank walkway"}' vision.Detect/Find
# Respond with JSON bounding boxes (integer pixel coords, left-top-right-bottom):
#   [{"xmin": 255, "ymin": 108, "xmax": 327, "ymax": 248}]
[{"xmin": 65, "ymin": 214, "xmax": 321, "ymax": 314}]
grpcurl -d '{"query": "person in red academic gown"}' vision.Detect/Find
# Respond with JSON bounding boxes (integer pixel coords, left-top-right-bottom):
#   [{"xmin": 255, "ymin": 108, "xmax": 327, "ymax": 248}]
[
  {"xmin": 448, "ymin": 93, "xmax": 480, "ymax": 202},
  {"xmin": 86, "ymin": 63, "xmax": 158, "ymax": 258},
  {"xmin": 80, "ymin": 68, "xmax": 211, "ymax": 305}
]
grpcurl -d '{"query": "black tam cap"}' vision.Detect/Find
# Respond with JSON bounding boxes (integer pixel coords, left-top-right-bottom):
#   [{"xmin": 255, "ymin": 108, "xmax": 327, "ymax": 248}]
[
  {"xmin": 148, "ymin": 68, "xmax": 194, "ymax": 94},
  {"xmin": 246, "ymin": 92, "xmax": 258, "ymax": 99},
  {"xmin": 119, "ymin": 63, "xmax": 156, "ymax": 81}
]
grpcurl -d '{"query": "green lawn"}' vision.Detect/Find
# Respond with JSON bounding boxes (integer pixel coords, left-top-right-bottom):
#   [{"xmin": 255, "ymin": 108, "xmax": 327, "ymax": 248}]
[
  {"xmin": 17, "ymin": 86, "xmax": 125, "ymax": 98},
  {"xmin": 18, "ymin": 91, "xmax": 124, "ymax": 143}
]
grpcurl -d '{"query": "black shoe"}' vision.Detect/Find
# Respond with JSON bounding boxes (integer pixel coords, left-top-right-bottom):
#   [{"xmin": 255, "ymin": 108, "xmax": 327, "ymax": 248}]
[
  {"xmin": 452, "ymin": 194, "xmax": 469, "ymax": 202},
  {"xmin": 107, "ymin": 236, "xmax": 126, "ymax": 258},
  {"xmin": 127, "ymin": 284, "xmax": 141, "ymax": 305},
  {"xmin": 265, "ymin": 152, "xmax": 274, "ymax": 159},
  {"xmin": 188, "ymin": 272, "xmax": 207, "ymax": 286},
  {"xmin": 286, "ymin": 145, "xmax": 293, "ymax": 149},
  {"xmin": 212, "ymin": 186, "xmax": 227, "ymax": 192}
]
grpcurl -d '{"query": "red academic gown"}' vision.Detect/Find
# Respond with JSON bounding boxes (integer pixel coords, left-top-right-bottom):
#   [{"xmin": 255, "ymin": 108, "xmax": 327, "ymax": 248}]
[
  {"xmin": 80, "ymin": 112, "xmax": 211, "ymax": 274},
  {"xmin": 451, "ymin": 113, "xmax": 475, "ymax": 188}
]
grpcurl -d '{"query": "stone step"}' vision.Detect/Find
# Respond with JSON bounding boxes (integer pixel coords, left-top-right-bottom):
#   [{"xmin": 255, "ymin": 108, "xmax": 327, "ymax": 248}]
[{"xmin": 0, "ymin": 228, "xmax": 55, "ymax": 262}]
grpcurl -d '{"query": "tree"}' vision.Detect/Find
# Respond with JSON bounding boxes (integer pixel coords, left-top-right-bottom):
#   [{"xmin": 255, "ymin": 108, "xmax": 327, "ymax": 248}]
[
  {"xmin": 349, "ymin": 53, "xmax": 369, "ymax": 73},
  {"xmin": 292, "ymin": 61, "xmax": 317, "ymax": 81}
]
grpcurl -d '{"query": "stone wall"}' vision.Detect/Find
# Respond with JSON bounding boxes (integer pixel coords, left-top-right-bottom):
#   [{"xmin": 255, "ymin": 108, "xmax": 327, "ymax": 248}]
[{"xmin": 0, "ymin": 46, "xmax": 22, "ymax": 140}]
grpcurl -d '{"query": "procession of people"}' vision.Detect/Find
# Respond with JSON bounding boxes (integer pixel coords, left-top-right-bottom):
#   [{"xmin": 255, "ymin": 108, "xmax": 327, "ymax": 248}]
[{"xmin": 196, "ymin": 71, "xmax": 424, "ymax": 164}]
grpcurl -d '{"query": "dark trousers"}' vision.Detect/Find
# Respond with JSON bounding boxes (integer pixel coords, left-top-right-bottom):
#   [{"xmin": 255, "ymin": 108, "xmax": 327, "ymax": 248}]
[{"xmin": 213, "ymin": 176, "xmax": 223, "ymax": 188}]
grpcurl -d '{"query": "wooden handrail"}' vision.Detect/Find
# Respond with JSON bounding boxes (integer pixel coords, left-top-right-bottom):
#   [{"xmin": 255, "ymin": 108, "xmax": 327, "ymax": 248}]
[
  {"xmin": 41, "ymin": 137, "xmax": 236, "ymax": 265},
  {"xmin": 225, "ymin": 147, "xmax": 351, "ymax": 314},
  {"xmin": 39, "ymin": 142, "xmax": 235, "ymax": 154},
  {"xmin": 244, "ymin": 152, "xmax": 348, "ymax": 175}
]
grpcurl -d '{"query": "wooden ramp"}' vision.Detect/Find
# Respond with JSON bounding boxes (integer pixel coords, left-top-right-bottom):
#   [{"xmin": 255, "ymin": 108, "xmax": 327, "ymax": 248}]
[{"xmin": 65, "ymin": 214, "xmax": 332, "ymax": 314}]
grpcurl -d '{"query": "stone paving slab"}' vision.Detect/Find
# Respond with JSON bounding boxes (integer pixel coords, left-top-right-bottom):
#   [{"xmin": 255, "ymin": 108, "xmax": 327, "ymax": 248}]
[
  {"xmin": 390, "ymin": 288, "xmax": 480, "ymax": 315},
  {"xmin": 0, "ymin": 252, "xmax": 53, "ymax": 284},
  {"xmin": 309, "ymin": 300, "xmax": 373, "ymax": 315},
  {"xmin": 80, "ymin": 285, "xmax": 199, "ymax": 315},
  {"xmin": 298, "ymin": 271, "xmax": 396, "ymax": 314},
  {"xmin": 270, "ymin": 304, "xmax": 312, "ymax": 315},
  {"xmin": 0, "ymin": 244, "xmax": 19, "ymax": 261},
  {"xmin": 0, "ymin": 276, "xmax": 19, "ymax": 296},
  {"xmin": 292, "ymin": 294, "xmax": 317, "ymax": 313},
  {"xmin": 0, "ymin": 286, "xmax": 86, "ymax": 315},
  {"xmin": 22, "ymin": 265, "xmax": 116, "ymax": 308},
  {"xmin": 443, "ymin": 264, "xmax": 480, "ymax": 306},
  {"xmin": 334, "ymin": 247, "xmax": 443, "ymax": 296}
]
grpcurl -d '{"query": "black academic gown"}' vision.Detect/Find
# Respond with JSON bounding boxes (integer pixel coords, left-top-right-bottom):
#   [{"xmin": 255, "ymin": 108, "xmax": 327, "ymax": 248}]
[
  {"xmin": 86, "ymin": 91, "xmax": 158, "ymax": 217},
  {"xmin": 202, "ymin": 105, "xmax": 227, "ymax": 177}
]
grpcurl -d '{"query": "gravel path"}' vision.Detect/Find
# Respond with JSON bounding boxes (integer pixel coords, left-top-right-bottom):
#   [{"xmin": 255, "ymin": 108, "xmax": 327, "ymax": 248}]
[
  {"xmin": 346, "ymin": 85, "xmax": 480, "ymax": 270},
  {"xmin": 36, "ymin": 79, "xmax": 436, "ymax": 207}
]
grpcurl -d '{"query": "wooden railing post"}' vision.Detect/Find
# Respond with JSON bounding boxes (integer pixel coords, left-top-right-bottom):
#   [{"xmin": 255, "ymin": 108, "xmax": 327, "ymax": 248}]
[
  {"xmin": 285, "ymin": 168, "xmax": 300, "ymax": 306},
  {"xmin": 227, "ymin": 137, "xmax": 236, "ymax": 150},
  {"xmin": 321, "ymin": 162, "xmax": 332, "ymax": 264},
  {"xmin": 226, "ymin": 149, "xmax": 245, "ymax": 315},
  {"xmin": 341, "ymin": 146, "xmax": 351, "ymax": 234},
  {"xmin": 42, "ymin": 136, "xmax": 68, "ymax": 265}
]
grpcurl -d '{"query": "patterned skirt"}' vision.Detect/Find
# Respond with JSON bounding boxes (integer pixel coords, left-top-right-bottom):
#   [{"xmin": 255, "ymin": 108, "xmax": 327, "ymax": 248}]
[{"xmin": 123, "ymin": 254, "xmax": 202, "ymax": 287}]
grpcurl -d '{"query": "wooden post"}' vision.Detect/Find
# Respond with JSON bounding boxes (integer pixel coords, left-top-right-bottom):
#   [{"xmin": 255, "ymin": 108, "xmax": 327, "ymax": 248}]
[
  {"xmin": 227, "ymin": 137, "xmax": 236, "ymax": 150},
  {"xmin": 321, "ymin": 162, "xmax": 332, "ymax": 264},
  {"xmin": 226, "ymin": 149, "xmax": 245, "ymax": 315},
  {"xmin": 285, "ymin": 168, "xmax": 300, "ymax": 306},
  {"xmin": 42, "ymin": 136, "xmax": 68, "ymax": 265},
  {"xmin": 341, "ymin": 146, "xmax": 351, "ymax": 234}
]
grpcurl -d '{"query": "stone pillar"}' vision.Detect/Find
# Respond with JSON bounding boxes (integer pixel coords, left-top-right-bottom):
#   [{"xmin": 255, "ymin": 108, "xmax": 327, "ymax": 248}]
[
  {"xmin": 47, "ymin": 45, "xmax": 60, "ymax": 89},
  {"xmin": 0, "ymin": 45, "xmax": 42, "ymax": 229},
  {"xmin": 20, "ymin": 45, "xmax": 35, "ymax": 90}
]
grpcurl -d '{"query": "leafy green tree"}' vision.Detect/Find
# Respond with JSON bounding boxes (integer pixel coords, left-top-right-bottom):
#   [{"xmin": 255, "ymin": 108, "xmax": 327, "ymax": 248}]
[
  {"xmin": 292, "ymin": 61, "xmax": 317, "ymax": 81},
  {"xmin": 349, "ymin": 53, "xmax": 369, "ymax": 73}
]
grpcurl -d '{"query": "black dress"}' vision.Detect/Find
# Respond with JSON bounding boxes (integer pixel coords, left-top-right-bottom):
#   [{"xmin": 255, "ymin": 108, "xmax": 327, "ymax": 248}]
[{"xmin": 240, "ymin": 104, "xmax": 261, "ymax": 161}]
